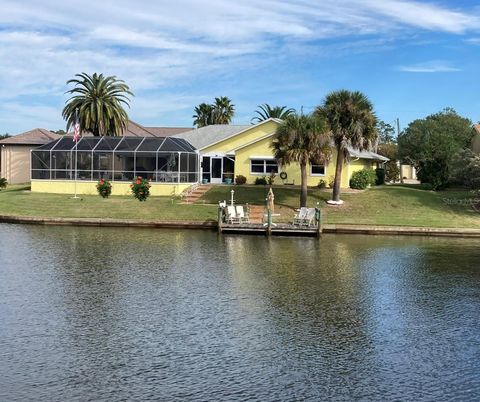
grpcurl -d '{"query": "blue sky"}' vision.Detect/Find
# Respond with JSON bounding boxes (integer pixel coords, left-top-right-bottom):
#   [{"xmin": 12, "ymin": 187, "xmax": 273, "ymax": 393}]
[{"xmin": 1, "ymin": 0, "xmax": 479, "ymax": 134}]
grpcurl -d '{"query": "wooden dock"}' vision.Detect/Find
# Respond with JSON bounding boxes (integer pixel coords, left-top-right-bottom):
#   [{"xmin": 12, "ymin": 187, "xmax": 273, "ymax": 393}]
[
  {"xmin": 220, "ymin": 222, "xmax": 320, "ymax": 237},
  {"xmin": 218, "ymin": 207, "xmax": 322, "ymax": 237}
]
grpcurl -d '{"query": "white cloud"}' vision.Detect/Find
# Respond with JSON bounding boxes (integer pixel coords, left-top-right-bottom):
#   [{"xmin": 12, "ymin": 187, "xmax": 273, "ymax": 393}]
[
  {"xmin": 0, "ymin": 0, "xmax": 479, "ymax": 132},
  {"xmin": 398, "ymin": 61, "xmax": 461, "ymax": 73}
]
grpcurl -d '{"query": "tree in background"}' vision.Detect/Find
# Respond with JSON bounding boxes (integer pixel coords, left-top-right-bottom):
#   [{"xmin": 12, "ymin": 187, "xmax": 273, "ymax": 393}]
[
  {"xmin": 316, "ymin": 90, "xmax": 377, "ymax": 203},
  {"xmin": 0, "ymin": 133, "xmax": 10, "ymax": 140},
  {"xmin": 50, "ymin": 129, "xmax": 66, "ymax": 135},
  {"xmin": 193, "ymin": 97, "xmax": 235, "ymax": 127},
  {"xmin": 251, "ymin": 104, "xmax": 296, "ymax": 123},
  {"xmin": 62, "ymin": 73, "xmax": 134, "ymax": 136},
  {"xmin": 398, "ymin": 108, "xmax": 473, "ymax": 190},
  {"xmin": 193, "ymin": 103, "xmax": 214, "ymax": 128},
  {"xmin": 272, "ymin": 114, "xmax": 331, "ymax": 207},
  {"xmin": 376, "ymin": 120, "xmax": 400, "ymax": 183},
  {"xmin": 449, "ymin": 149, "xmax": 480, "ymax": 190}
]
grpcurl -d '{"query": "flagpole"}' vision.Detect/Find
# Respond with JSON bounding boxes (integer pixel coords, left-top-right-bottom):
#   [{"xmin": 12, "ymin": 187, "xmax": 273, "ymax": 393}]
[{"xmin": 72, "ymin": 108, "xmax": 80, "ymax": 199}]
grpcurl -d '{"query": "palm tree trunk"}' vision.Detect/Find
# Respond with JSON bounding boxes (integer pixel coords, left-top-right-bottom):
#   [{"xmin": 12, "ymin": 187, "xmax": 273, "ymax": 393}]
[
  {"xmin": 332, "ymin": 147, "xmax": 344, "ymax": 202},
  {"xmin": 300, "ymin": 163, "xmax": 308, "ymax": 207}
]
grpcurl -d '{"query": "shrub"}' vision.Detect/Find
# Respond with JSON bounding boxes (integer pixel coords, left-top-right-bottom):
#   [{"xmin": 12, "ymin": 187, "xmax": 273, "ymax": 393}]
[
  {"xmin": 235, "ymin": 175, "xmax": 247, "ymax": 185},
  {"xmin": 0, "ymin": 177, "xmax": 7, "ymax": 190},
  {"xmin": 318, "ymin": 179, "xmax": 327, "ymax": 189},
  {"xmin": 385, "ymin": 161, "xmax": 400, "ymax": 183},
  {"xmin": 350, "ymin": 169, "xmax": 376, "ymax": 190},
  {"xmin": 96, "ymin": 179, "xmax": 112, "ymax": 198},
  {"xmin": 328, "ymin": 175, "xmax": 335, "ymax": 188},
  {"xmin": 267, "ymin": 171, "xmax": 276, "ymax": 185},
  {"xmin": 254, "ymin": 176, "xmax": 267, "ymax": 185},
  {"xmin": 450, "ymin": 149, "xmax": 480, "ymax": 189},
  {"xmin": 375, "ymin": 168, "xmax": 385, "ymax": 185},
  {"xmin": 130, "ymin": 176, "xmax": 151, "ymax": 201}
]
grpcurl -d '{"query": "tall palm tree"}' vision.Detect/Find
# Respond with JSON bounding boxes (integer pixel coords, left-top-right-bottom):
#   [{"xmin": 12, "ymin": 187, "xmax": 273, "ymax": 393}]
[
  {"xmin": 252, "ymin": 104, "xmax": 295, "ymax": 123},
  {"xmin": 193, "ymin": 103, "xmax": 214, "ymax": 128},
  {"xmin": 62, "ymin": 73, "xmax": 133, "ymax": 136},
  {"xmin": 272, "ymin": 113, "xmax": 331, "ymax": 207},
  {"xmin": 316, "ymin": 90, "xmax": 377, "ymax": 203},
  {"xmin": 212, "ymin": 96, "xmax": 235, "ymax": 124}
]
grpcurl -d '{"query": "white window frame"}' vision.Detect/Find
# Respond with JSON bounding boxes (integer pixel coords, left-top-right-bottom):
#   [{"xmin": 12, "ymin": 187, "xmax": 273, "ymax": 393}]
[
  {"xmin": 310, "ymin": 164, "xmax": 326, "ymax": 176},
  {"xmin": 250, "ymin": 158, "xmax": 279, "ymax": 175}
]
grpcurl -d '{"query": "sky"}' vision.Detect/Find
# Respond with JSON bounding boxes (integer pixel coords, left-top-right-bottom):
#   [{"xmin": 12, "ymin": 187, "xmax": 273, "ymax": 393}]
[{"xmin": 0, "ymin": 0, "xmax": 479, "ymax": 135}]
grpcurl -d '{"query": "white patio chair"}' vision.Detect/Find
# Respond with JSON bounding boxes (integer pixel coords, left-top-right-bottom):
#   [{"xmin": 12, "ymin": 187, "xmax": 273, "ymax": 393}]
[
  {"xmin": 235, "ymin": 205, "xmax": 250, "ymax": 223},
  {"xmin": 226, "ymin": 206, "xmax": 240, "ymax": 224},
  {"xmin": 293, "ymin": 207, "xmax": 308, "ymax": 225},
  {"xmin": 302, "ymin": 208, "xmax": 316, "ymax": 227}
]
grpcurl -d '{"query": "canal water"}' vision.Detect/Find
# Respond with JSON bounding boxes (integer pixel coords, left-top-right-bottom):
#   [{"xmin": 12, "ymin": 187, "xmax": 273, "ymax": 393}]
[{"xmin": 0, "ymin": 224, "xmax": 479, "ymax": 401}]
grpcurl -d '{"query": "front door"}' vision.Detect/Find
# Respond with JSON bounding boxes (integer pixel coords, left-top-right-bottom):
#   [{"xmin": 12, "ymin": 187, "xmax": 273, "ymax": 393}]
[{"xmin": 211, "ymin": 157, "xmax": 223, "ymax": 184}]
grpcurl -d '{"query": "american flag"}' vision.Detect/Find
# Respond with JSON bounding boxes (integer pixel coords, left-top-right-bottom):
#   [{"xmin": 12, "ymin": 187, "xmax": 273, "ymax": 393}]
[{"xmin": 73, "ymin": 114, "xmax": 81, "ymax": 142}]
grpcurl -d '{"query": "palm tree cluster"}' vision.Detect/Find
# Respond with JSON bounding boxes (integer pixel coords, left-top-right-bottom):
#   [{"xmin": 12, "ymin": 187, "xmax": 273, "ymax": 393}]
[
  {"xmin": 193, "ymin": 97, "xmax": 235, "ymax": 127},
  {"xmin": 272, "ymin": 90, "xmax": 377, "ymax": 207},
  {"xmin": 63, "ymin": 73, "xmax": 134, "ymax": 136}
]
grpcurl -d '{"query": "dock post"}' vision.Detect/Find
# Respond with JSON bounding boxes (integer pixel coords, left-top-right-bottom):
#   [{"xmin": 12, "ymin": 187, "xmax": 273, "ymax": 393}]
[
  {"xmin": 218, "ymin": 207, "xmax": 223, "ymax": 233},
  {"xmin": 315, "ymin": 207, "xmax": 322, "ymax": 237},
  {"xmin": 267, "ymin": 210, "xmax": 272, "ymax": 236}
]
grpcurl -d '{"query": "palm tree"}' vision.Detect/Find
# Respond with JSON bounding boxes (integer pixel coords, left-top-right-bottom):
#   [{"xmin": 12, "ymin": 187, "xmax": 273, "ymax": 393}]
[
  {"xmin": 272, "ymin": 114, "xmax": 331, "ymax": 207},
  {"xmin": 252, "ymin": 104, "xmax": 295, "ymax": 123},
  {"xmin": 316, "ymin": 90, "xmax": 377, "ymax": 203},
  {"xmin": 62, "ymin": 72, "xmax": 133, "ymax": 136},
  {"xmin": 212, "ymin": 96, "xmax": 235, "ymax": 124},
  {"xmin": 193, "ymin": 103, "xmax": 214, "ymax": 128}
]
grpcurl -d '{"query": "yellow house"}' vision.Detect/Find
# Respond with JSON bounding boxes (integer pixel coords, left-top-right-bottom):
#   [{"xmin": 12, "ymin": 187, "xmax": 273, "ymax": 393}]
[{"xmin": 173, "ymin": 118, "xmax": 388, "ymax": 188}]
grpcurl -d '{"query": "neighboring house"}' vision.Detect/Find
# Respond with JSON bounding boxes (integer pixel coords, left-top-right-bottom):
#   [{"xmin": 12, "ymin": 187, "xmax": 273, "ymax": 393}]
[
  {"xmin": 0, "ymin": 129, "xmax": 61, "ymax": 184},
  {"xmin": 472, "ymin": 124, "xmax": 480, "ymax": 154},
  {"xmin": 173, "ymin": 118, "xmax": 388, "ymax": 187}
]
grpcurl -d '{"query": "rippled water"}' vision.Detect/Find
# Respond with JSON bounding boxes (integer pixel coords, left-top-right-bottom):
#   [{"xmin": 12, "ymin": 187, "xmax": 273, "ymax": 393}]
[{"xmin": 0, "ymin": 224, "xmax": 479, "ymax": 401}]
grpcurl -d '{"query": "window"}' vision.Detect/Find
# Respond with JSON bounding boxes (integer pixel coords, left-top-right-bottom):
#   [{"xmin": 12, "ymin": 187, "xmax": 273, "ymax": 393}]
[
  {"xmin": 311, "ymin": 164, "xmax": 325, "ymax": 176},
  {"xmin": 250, "ymin": 159, "xmax": 278, "ymax": 175}
]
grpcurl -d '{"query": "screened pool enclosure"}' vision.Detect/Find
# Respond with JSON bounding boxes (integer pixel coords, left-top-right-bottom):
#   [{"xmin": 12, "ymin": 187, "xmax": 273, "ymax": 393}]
[{"xmin": 31, "ymin": 136, "xmax": 199, "ymax": 183}]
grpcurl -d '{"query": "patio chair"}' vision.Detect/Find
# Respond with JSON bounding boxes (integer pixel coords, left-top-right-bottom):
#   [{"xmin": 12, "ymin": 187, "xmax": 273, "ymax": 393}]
[
  {"xmin": 226, "ymin": 206, "xmax": 240, "ymax": 224},
  {"xmin": 302, "ymin": 208, "xmax": 316, "ymax": 227},
  {"xmin": 235, "ymin": 205, "xmax": 250, "ymax": 223},
  {"xmin": 293, "ymin": 207, "xmax": 308, "ymax": 225}
]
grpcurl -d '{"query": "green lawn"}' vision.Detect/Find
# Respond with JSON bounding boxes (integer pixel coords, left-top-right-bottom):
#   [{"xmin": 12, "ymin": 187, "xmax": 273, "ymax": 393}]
[{"xmin": 0, "ymin": 183, "xmax": 478, "ymax": 228}]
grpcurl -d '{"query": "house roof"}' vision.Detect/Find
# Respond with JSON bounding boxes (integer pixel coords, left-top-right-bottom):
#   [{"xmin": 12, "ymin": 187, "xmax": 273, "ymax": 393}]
[
  {"xmin": 173, "ymin": 124, "xmax": 252, "ymax": 149},
  {"xmin": 67, "ymin": 121, "xmax": 192, "ymax": 138},
  {"xmin": 172, "ymin": 118, "xmax": 283, "ymax": 150},
  {"xmin": 0, "ymin": 128, "xmax": 62, "ymax": 145},
  {"xmin": 145, "ymin": 126, "xmax": 192, "ymax": 136},
  {"xmin": 347, "ymin": 146, "xmax": 389, "ymax": 162}
]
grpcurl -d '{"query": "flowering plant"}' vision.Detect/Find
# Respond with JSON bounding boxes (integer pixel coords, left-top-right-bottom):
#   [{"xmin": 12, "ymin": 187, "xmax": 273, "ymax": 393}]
[
  {"xmin": 130, "ymin": 176, "xmax": 151, "ymax": 201},
  {"xmin": 96, "ymin": 179, "xmax": 112, "ymax": 198}
]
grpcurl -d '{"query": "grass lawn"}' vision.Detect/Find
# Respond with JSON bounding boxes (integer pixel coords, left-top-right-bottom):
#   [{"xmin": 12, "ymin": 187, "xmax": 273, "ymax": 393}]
[
  {"xmin": 0, "ymin": 183, "xmax": 479, "ymax": 228},
  {"xmin": 0, "ymin": 185, "xmax": 217, "ymax": 221}
]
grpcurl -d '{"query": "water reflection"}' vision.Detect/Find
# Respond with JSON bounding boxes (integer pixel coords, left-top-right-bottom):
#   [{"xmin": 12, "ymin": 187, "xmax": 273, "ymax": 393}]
[{"xmin": 0, "ymin": 224, "xmax": 479, "ymax": 401}]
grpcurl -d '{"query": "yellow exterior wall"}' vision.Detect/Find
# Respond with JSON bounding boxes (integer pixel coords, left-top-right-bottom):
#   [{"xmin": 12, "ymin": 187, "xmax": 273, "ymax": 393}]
[
  {"xmin": 31, "ymin": 180, "xmax": 191, "ymax": 196},
  {"xmin": 232, "ymin": 135, "xmax": 372, "ymax": 188},
  {"xmin": 0, "ymin": 145, "xmax": 33, "ymax": 184},
  {"xmin": 202, "ymin": 120, "xmax": 279, "ymax": 154}
]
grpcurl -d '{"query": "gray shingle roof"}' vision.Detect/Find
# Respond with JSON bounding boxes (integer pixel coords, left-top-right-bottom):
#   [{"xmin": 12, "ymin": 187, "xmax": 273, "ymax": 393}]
[
  {"xmin": 0, "ymin": 128, "xmax": 62, "ymax": 145},
  {"xmin": 173, "ymin": 125, "xmax": 251, "ymax": 150},
  {"xmin": 347, "ymin": 146, "xmax": 389, "ymax": 162}
]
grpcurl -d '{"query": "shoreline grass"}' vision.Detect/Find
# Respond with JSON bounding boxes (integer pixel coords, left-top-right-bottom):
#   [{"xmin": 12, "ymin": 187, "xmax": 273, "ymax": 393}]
[{"xmin": 0, "ymin": 184, "xmax": 479, "ymax": 229}]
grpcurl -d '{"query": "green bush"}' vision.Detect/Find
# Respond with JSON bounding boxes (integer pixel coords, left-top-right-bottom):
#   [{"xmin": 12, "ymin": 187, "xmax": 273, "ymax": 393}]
[
  {"xmin": 350, "ymin": 169, "xmax": 376, "ymax": 190},
  {"xmin": 0, "ymin": 177, "xmax": 7, "ymax": 190},
  {"xmin": 385, "ymin": 161, "xmax": 400, "ymax": 183},
  {"xmin": 254, "ymin": 176, "xmax": 267, "ymax": 185},
  {"xmin": 318, "ymin": 179, "xmax": 327, "ymax": 189},
  {"xmin": 131, "ymin": 176, "xmax": 151, "ymax": 201},
  {"xmin": 328, "ymin": 175, "xmax": 335, "ymax": 188},
  {"xmin": 96, "ymin": 179, "xmax": 112, "ymax": 198},
  {"xmin": 267, "ymin": 172, "xmax": 276, "ymax": 185},
  {"xmin": 375, "ymin": 168, "xmax": 385, "ymax": 185},
  {"xmin": 235, "ymin": 175, "xmax": 247, "ymax": 185}
]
